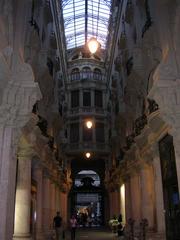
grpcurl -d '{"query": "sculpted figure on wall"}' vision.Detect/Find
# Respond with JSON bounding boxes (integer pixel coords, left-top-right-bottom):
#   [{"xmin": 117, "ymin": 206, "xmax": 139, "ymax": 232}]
[{"xmin": 0, "ymin": 0, "xmax": 13, "ymax": 105}]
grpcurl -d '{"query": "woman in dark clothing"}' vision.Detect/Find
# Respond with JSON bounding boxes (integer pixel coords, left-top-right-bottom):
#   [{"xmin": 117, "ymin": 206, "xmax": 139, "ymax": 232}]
[
  {"xmin": 53, "ymin": 212, "xmax": 62, "ymax": 240},
  {"xmin": 117, "ymin": 223, "xmax": 124, "ymax": 236},
  {"xmin": 117, "ymin": 213, "xmax": 124, "ymax": 237},
  {"xmin": 118, "ymin": 213, "xmax": 122, "ymax": 223}
]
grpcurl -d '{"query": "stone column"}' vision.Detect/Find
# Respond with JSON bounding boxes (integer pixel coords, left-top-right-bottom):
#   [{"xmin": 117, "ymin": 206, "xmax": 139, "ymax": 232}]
[
  {"xmin": 170, "ymin": 133, "xmax": 180, "ymax": 195},
  {"xmin": 55, "ymin": 185, "xmax": 60, "ymax": 212},
  {"xmin": 104, "ymin": 119, "xmax": 109, "ymax": 143},
  {"xmin": 34, "ymin": 167, "xmax": 43, "ymax": 240},
  {"xmin": 112, "ymin": 191, "xmax": 115, "ymax": 216},
  {"xmin": 64, "ymin": 192, "xmax": 68, "ymax": 224},
  {"xmin": 60, "ymin": 191, "xmax": 68, "ymax": 224},
  {"xmin": 0, "ymin": 47, "xmax": 40, "ymax": 240},
  {"xmin": 140, "ymin": 165, "xmax": 155, "ymax": 228},
  {"xmin": 104, "ymin": 191, "xmax": 110, "ymax": 225},
  {"xmin": 109, "ymin": 189, "xmax": 119, "ymax": 217},
  {"xmin": 13, "ymin": 150, "xmax": 32, "ymax": 240},
  {"xmin": 113, "ymin": 189, "xmax": 120, "ymax": 216},
  {"xmin": 68, "ymin": 92, "xmax": 71, "ymax": 109},
  {"xmin": 153, "ymin": 147, "xmax": 166, "ymax": 234},
  {"xmin": 119, "ymin": 183, "xmax": 126, "ymax": 222},
  {"xmin": 92, "ymin": 117, "xmax": 96, "ymax": 143},
  {"xmin": 79, "ymin": 89, "xmax": 83, "ymax": 108},
  {"xmin": 125, "ymin": 178, "xmax": 132, "ymax": 222},
  {"xmin": 102, "ymin": 91, "xmax": 105, "ymax": 108},
  {"xmin": 130, "ymin": 173, "xmax": 141, "ymax": 223},
  {"xmin": 114, "ymin": 191, "xmax": 118, "ymax": 216},
  {"xmin": 79, "ymin": 118, "xmax": 83, "ymax": 143},
  {"xmin": 92, "ymin": 89, "xmax": 95, "ymax": 107},
  {"xmin": 59, "ymin": 191, "xmax": 63, "ymax": 220},
  {"xmin": 124, "ymin": 178, "xmax": 132, "ymax": 221},
  {"xmin": 109, "ymin": 191, "xmax": 113, "ymax": 218},
  {"xmin": 42, "ymin": 173, "xmax": 51, "ymax": 236},
  {"xmin": 0, "ymin": 127, "xmax": 19, "ymax": 240},
  {"xmin": 50, "ymin": 181, "xmax": 56, "ymax": 226}
]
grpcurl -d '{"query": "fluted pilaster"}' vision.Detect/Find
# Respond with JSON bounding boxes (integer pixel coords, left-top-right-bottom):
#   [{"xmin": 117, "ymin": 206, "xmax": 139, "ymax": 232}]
[
  {"xmin": 13, "ymin": 149, "xmax": 33, "ymax": 240},
  {"xmin": 34, "ymin": 166, "xmax": 43, "ymax": 240}
]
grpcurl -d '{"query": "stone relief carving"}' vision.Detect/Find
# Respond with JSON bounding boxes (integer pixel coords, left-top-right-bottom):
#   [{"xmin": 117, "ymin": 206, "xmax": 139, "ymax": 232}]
[
  {"xmin": 153, "ymin": 56, "xmax": 178, "ymax": 83},
  {"xmin": 0, "ymin": 0, "xmax": 14, "ymax": 105},
  {"xmin": 0, "ymin": 62, "xmax": 41, "ymax": 126}
]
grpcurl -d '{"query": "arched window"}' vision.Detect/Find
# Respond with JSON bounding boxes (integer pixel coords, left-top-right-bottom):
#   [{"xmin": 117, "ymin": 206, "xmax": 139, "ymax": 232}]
[
  {"xmin": 93, "ymin": 68, "xmax": 102, "ymax": 80},
  {"xmin": 81, "ymin": 67, "xmax": 91, "ymax": 80},
  {"xmin": 75, "ymin": 170, "xmax": 100, "ymax": 187},
  {"xmin": 71, "ymin": 68, "xmax": 80, "ymax": 81}
]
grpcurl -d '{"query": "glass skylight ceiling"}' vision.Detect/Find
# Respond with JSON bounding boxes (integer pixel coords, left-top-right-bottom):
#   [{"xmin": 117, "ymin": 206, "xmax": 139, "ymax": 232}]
[{"xmin": 62, "ymin": 0, "xmax": 112, "ymax": 50}]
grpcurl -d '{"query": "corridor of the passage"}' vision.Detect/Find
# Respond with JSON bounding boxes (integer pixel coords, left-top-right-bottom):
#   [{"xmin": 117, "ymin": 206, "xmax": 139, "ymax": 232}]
[{"xmin": 64, "ymin": 228, "xmax": 118, "ymax": 240}]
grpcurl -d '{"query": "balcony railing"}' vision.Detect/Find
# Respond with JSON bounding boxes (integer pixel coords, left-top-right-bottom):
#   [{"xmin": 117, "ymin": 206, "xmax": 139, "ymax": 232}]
[
  {"xmin": 69, "ymin": 72, "xmax": 105, "ymax": 82},
  {"xmin": 68, "ymin": 106, "xmax": 105, "ymax": 115},
  {"xmin": 65, "ymin": 141, "xmax": 110, "ymax": 153}
]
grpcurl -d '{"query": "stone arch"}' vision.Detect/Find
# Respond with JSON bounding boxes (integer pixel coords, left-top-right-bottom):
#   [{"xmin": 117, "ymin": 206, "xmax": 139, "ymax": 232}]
[
  {"xmin": 81, "ymin": 66, "xmax": 92, "ymax": 79},
  {"xmin": 71, "ymin": 158, "xmax": 106, "ymax": 183},
  {"xmin": 74, "ymin": 170, "xmax": 101, "ymax": 187}
]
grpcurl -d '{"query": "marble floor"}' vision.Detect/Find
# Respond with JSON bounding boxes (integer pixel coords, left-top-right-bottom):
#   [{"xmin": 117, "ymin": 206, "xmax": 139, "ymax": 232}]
[{"xmin": 61, "ymin": 228, "xmax": 119, "ymax": 240}]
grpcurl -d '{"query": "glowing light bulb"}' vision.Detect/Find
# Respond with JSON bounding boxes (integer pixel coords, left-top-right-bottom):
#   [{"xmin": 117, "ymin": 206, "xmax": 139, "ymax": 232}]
[
  {"xmin": 86, "ymin": 121, "xmax": 93, "ymax": 129},
  {"xmin": 85, "ymin": 152, "xmax": 91, "ymax": 158},
  {"xmin": 88, "ymin": 37, "xmax": 100, "ymax": 54}
]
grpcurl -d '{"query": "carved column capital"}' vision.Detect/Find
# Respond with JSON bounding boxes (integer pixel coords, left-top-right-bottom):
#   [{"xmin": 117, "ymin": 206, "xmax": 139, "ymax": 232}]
[{"xmin": 17, "ymin": 147, "xmax": 35, "ymax": 160}]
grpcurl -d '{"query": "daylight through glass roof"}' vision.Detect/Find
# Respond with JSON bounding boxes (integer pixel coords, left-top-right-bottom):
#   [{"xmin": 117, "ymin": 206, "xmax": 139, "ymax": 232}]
[{"xmin": 62, "ymin": 0, "xmax": 112, "ymax": 50}]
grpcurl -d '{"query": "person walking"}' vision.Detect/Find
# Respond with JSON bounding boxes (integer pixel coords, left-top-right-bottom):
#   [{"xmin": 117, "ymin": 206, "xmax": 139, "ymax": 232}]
[
  {"xmin": 118, "ymin": 213, "xmax": 122, "ymax": 223},
  {"xmin": 70, "ymin": 215, "xmax": 77, "ymax": 240},
  {"xmin": 117, "ymin": 213, "xmax": 124, "ymax": 238},
  {"xmin": 53, "ymin": 211, "xmax": 63, "ymax": 240}
]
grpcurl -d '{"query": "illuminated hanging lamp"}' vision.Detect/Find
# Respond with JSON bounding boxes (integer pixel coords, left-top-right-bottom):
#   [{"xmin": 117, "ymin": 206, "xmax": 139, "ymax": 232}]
[
  {"xmin": 86, "ymin": 120, "xmax": 93, "ymax": 129},
  {"xmin": 85, "ymin": 152, "xmax": 91, "ymax": 159},
  {"xmin": 87, "ymin": 37, "xmax": 100, "ymax": 54}
]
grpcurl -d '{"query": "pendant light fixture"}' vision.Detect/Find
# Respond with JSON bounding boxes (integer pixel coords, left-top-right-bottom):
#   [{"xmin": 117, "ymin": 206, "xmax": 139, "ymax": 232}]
[{"xmin": 87, "ymin": 37, "xmax": 100, "ymax": 54}]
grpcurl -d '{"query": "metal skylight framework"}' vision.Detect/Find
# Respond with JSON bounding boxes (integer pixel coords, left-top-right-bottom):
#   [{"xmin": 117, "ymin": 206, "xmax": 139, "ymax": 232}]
[{"xmin": 62, "ymin": 0, "xmax": 112, "ymax": 50}]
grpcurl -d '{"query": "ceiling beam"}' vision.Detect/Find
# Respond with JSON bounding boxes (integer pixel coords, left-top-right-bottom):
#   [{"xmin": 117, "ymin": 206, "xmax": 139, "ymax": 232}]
[{"xmin": 85, "ymin": 0, "xmax": 88, "ymax": 43}]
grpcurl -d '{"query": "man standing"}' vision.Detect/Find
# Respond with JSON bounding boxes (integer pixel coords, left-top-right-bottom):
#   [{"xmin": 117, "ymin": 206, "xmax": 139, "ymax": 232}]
[{"xmin": 53, "ymin": 211, "xmax": 62, "ymax": 240}]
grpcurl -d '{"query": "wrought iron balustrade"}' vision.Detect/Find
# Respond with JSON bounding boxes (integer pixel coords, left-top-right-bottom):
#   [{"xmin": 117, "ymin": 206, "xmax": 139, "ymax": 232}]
[
  {"xmin": 65, "ymin": 141, "xmax": 109, "ymax": 152},
  {"xmin": 69, "ymin": 71, "xmax": 104, "ymax": 81},
  {"xmin": 68, "ymin": 107, "xmax": 104, "ymax": 115}
]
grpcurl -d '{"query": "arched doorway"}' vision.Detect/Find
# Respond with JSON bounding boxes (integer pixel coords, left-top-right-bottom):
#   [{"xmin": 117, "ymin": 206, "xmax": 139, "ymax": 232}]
[{"xmin": 69, "ymin": 170, "xmax": 104, "ymax": 227}]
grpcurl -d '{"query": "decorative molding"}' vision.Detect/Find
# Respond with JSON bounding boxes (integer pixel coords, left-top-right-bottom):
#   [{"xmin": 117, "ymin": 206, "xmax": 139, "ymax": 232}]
[{"xmin": 147, "ymin": 98, "xmax": 159, "ymax": 114}]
